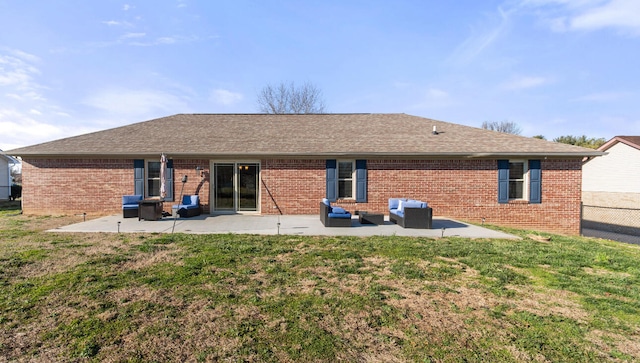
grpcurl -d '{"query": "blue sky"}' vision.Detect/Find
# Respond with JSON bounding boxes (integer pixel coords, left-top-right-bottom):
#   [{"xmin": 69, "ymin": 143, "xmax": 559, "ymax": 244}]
[{"xmin": 2, "ymin": 0, "xmax": 639, "ymax": 150}]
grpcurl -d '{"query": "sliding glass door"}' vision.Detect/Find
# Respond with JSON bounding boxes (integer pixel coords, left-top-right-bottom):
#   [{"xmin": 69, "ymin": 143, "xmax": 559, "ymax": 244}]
[
  {"xmin": 238, "ymin": 163, "xmax": 258, "ymax": 211},
  {"xmin": 213, "ymin": 162, "xmax": 259, "ymax": 212},
  {"xmin": 214, "ymin": 163, "xmax": 235, "ymax": 211}
]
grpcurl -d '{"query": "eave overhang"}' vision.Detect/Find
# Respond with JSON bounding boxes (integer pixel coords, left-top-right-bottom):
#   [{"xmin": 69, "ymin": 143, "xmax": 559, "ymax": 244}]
[{"xmin": 9, "ymin": 150, "xmax": 606, "ymax": 159}]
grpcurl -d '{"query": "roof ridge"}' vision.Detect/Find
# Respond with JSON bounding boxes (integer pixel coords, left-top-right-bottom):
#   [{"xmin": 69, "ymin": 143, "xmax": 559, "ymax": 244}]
[
  {"xmin": 174, "ymin": 112, "xmax": 400, "ymax": 116},
  {"xmin": 6, "ymin": 113, "xmax": 605, "ymax": 157},
  {"xmin": 606, "ymin": 136, "xmax": 640, "ymax": 151}
]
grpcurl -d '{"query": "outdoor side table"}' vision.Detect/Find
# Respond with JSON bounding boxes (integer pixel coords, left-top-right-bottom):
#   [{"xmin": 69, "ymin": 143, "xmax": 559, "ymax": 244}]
[
  {"xmin": 358, "ymin": 212, "xmax": 384, "ymax": 225},
  {"xmin": 138, "ymin": 199, "xmax": 163, "ymax": 221}
]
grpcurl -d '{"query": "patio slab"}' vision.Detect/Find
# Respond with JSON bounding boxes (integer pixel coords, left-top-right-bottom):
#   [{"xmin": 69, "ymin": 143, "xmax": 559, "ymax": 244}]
[{"xmin": 49, "ymin": 214, "xmax": 519, "ymax": 239}]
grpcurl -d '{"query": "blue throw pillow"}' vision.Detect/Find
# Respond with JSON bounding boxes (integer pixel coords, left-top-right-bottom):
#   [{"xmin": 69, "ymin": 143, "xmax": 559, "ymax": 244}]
[
  {"xmin": 404, "ymin": 200, "xmax": 425, "ymax": 209},
  {"xmin": 331, "ymin": 206, "xmax": 347, "ymax": 214},
  {"xmin": 388, "ymin": 198, "xmax": 407, "ymax": 210},
  {"xmin": 322, "ymin": 198, "xmax": 330, "ymax": 206}
]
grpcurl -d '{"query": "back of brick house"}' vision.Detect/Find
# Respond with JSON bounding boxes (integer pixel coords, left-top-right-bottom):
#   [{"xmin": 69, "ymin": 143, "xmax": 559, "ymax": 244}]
[
  {"xmin": 20, "ymin": 157, "xmax": 582, "ymax": 235},
  {"xmin": 9, "ymin": 114, "xmax": 600, "ymax": 236}
]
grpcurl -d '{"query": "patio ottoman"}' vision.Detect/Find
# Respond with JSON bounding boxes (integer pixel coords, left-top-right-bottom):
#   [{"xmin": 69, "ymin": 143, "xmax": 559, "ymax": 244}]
[{"xmin": 358, "ymin": 212, "xmax": 384, "ymax": 225}]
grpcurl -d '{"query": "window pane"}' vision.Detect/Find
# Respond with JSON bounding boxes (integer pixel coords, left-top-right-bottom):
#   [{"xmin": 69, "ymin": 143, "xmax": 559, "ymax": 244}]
[
  {"xmin": 238, "ymin": 163, "xmax": 258, "ymax": 211},
  {"xmin": 338, "ymin": 162, "xmax": 353, "ymax": 179},
  {"xmin": 148, "ymin": 179, "xmax": 160, "ymax": 197},
  {"xmin": 339, "ymin": 180, "xmax": 353, "ymax": 198},
  {"xmin": 509, "ymin": 181, "xmax": 523, "ymax": 199},
  {"xmin": 148, "ymin": 162, "xmax": 160, "ymax": 178},
  {"xmin": 215, "ymin": 164, "xmax": 235, "ymax": 210},
  {"xmin": 509, "ymin": 162, "xmax": 524, "ymax": 179}
]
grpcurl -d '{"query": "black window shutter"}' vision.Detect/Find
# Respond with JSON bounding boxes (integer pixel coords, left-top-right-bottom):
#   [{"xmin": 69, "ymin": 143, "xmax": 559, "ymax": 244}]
[
  {"xmin": 529, "ymin": 160, "xmax": 541, "ymax": 204},
  {"xmin": 326, "ymin": 160, "xmax": 337, "ymax": 202},
  {"xmin": 134, "ymin": 159, "xmax": 144, "ymax": 196},
  {"xmin": 166, "ymin": 159, "xmax": 174, "ymax": 201},
  {"xmin": 497, "ymin": 160, "xmax": 509, "ymax": 204},
  {"xmin": 355, "ymin": 159, "xmax": 367, "ymax": 202}
]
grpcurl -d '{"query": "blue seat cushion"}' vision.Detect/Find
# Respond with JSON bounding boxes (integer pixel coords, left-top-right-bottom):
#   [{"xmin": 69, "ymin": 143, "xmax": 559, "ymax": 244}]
[
  {"xmin": 182, "ymin": 195, "xmax": 199, "ymax": 205},
  {"xmin": 174, "ymin": 195, "xmax": 200, "ymax": 210},
  {"xmin": 122, "ymin": 194, "xmax": 142, "ymax": 209},
  {"xmin": 174, "ymin": 204, "xmax": 199, "ymax": 210},
  {"xmin": 392, "ymin": 200, "xmax": 426, "ymax": 217},
  {"xmin": 405, "ymin": 200, "xmax": 427, "ymax": 209},
  {"xmin": 388, "ymin": 198, "xmax": 407, "ymax": 210},
  {"xmin": 328, "ymin": 212, "xmax": 351, "ymax": 219}
]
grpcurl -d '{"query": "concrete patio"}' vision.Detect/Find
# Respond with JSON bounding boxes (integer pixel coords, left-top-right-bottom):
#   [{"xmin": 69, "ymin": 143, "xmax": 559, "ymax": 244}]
[{"xmin": 49, "ymin": 214, "xmax": 519, "ymax": 239}]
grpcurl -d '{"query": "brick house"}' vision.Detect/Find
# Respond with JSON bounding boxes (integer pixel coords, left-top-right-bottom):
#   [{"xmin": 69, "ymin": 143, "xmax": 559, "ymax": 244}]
[{"xmin": 7, "ymin": 113, "xmax": 602, "ymax": 235}]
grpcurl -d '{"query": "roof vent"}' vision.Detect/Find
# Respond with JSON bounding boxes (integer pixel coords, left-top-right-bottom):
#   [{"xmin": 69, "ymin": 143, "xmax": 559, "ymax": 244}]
[{"xmin": 432, "ymin": 125, "xmax": 439, "ymax": 135}]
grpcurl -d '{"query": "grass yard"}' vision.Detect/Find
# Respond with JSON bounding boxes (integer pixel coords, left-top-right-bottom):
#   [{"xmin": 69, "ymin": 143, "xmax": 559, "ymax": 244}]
[{"xmin": 1, "ymin": 201, "xmax": 640, "ymax": 362}]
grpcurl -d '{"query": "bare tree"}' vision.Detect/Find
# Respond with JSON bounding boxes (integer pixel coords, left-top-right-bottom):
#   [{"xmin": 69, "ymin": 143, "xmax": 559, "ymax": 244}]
[
  {"xmin": 257, "ymin": 81, "xmax": 326, "ymax": 114},
  {"xmin": 481, "ymin": 120, "xmax": 522, "ymax": 135}
]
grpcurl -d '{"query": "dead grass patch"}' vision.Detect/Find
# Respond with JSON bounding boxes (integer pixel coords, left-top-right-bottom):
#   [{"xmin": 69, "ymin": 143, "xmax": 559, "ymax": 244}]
[
  {"xmin": 121, "ymin": 245, "xmax": 182, "ymax": 271},
  {"xmin": 17, "ymin": 214, "xmax": 87, "ymax": 232},
  {"xmin": 510, "ymin": 286, "xmax": 590, "ymax": 322},
  {"xmin": 583, "ymin": 266, "xmax": 632, "ymax": 278},
  {"xmin": 587, "ymin": 330, "xmax": 640, "ymax": 358},
  {"xmin": 15, "ymin": 234, "xmax": 134, "ymax": 278}
]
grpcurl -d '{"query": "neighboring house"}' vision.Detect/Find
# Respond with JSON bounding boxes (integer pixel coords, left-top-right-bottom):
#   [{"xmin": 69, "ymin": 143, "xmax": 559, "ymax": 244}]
[
  {"xmin": 7, "ymin": 113, "xmax": 602, "ymax": 235},
  {"xmin": 0, "ymin": 151, "xmax": 19, "ymax": 200},
  {"xmin": 582, "ymin": 136, "xmax": 640, "ymax": 235}
]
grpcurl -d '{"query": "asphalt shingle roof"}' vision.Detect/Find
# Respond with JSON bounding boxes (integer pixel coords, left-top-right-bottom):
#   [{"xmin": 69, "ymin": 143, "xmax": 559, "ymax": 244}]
[
  {"xmin": 8, "ymin": 113, "xmax": 603, "ymax": 158},
  {"xmin": 602, "ymin": 136, "xmax": 640, "ymax": 151}
]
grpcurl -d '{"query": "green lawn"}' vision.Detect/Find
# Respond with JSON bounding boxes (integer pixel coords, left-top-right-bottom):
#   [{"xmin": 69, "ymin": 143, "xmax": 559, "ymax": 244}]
[{"xmin": 1, "ymin": 201, "xmax": 639, "ymax": 362}]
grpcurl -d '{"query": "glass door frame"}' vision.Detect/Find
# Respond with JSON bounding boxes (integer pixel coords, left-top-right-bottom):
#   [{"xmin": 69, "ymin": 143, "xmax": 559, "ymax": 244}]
[{"xmin": 210, "ymin": 160, "xmax": 261, "ymax": 213}]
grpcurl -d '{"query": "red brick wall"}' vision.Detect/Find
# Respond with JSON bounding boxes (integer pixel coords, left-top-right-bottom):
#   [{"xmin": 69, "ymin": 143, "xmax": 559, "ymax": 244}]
[
  {"xmin": 21, "ymin": 158, "xmax": 211, "ymax": 216},
  {"xmin": 260, "ymin": 159, "xmax": 326, "ymax": 214},
  {"xmin": 173, "ymin": 159, "xmax": 210, "ymax": 214},
  {"xmin": 21, "ymin": 157, "xmax": 582, "ymax": 235},
  {"xmin": 260, "ymin": 158, "xmax": 583, "ymax": 235}
]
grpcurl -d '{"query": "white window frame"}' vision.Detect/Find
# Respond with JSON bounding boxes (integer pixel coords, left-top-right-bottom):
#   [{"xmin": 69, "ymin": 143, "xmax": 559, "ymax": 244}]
[
  {"xmin": 337, "ymin": 160, "xmax": 356, "ymax": 200},
  {"xmin": 509, "ymin": 160, "xmax": 529, "ymax": 201},
  {"xmin": 145, "ymin": 159, "xmax": 161, "ymax": 199}
]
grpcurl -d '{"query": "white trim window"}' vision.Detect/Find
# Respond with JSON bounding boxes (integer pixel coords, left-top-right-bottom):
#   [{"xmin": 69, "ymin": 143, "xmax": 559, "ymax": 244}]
[
  {"xmin": 508, "ymin": 160, "xmax": 528, "ymax": 200},
  {"xmin": 337, "ymin": 160, "xmax": 355, "ymax": 199},
  {"xmin": 146, "ymin": 160, "xmax": 161, "ymax": 198}
]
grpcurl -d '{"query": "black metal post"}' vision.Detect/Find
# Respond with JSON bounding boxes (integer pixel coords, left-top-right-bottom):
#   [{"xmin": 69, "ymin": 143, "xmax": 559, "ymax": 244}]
[{"xmin": 171, "ymin": 175, "xmax": 188, "ymax": 234}]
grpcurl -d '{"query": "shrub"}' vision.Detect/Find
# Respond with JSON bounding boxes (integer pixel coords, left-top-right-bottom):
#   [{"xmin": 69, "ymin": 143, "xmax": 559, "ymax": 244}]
[{"xmin": 10, "ymin": 183, "xmax": 22, "ymax": 200}]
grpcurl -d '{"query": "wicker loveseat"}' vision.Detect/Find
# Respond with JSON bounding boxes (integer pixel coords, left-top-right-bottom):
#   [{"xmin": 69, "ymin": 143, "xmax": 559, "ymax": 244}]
[
  {"xmin": 122, "ymin": 194, "xmax": 143, "ymax": 218},
  {"xmin": 388, "ymin": 198, "xmax": 433, "ymax": 229},
  {"xmin": 172, "ymin": 195, "xmax": 202, "ymax": 218},
  {"xmin": 320, "ymin": 198, "xmax": 352, "ymax": 227}
]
